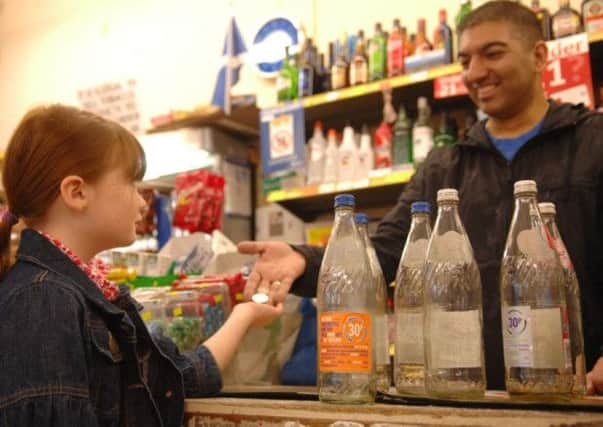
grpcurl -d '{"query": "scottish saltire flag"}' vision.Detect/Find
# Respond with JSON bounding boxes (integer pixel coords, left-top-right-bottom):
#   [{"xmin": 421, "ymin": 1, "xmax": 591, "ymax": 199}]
[{"xmin": 211, "ymin": 16, "xmax": 247, "ymax": 114}]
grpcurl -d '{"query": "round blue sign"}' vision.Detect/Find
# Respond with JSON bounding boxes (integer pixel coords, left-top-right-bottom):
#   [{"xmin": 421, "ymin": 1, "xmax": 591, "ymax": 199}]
[{"xmin": 252, "ymin": 17, "xmax": 298, "ymax": 76}]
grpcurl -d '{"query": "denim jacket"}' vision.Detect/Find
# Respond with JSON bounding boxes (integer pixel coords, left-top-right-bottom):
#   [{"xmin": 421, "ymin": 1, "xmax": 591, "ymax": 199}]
[{"xmin": 0, "ymin": 229, "xmax": 222, "ymax": 426}]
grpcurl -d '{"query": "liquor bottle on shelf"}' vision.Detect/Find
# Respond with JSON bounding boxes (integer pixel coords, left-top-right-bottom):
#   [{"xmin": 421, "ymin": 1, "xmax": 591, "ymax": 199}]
[
  {"xmin": 392, "ymin": 104, "xmax": 412, "ymax": 166},
  {"xmin": 307, "ymin": 121, "xmax": 327, "ymax": 185},
  {"xmin": 317, "ymin": 194, "xmax": 375, "ymax": 404},
  {"xmin": 582, "ymin": 0, "xmax": 603, "ymax": 34},
  {"xmin": 369, "ymin": 22, "xmax": 387, "ymax": 81},
  {"xmin": 316, "ymin": 53, "xmax": 330, "ymax": 94},
  {"xmin": 394, "ymin": 201, "xmax": 432, "ymax": 395},
  {"xmin": 500, "ymin": 180, "xmax": 573, "ymax": 397},
  {"xmin": 434, "ymin": 112, "xmax": 457, "ymax": 148},
  {"xmin": 356, "ymin": 213, "xmax": 391, "ymax": 392},
  {"xmin": 415, "ymin": 18, "xmax": 433, "ymax": 54},
  {"xmin": 298, "ymin": 38, "xmax": 315, "ymax": 98},
  {"xmin": 532, "ymin": 0, "xmax": 553, "ymax": 40},
  {"xmin": 456, "ymin": 0, "xmax": 473, "ymax": 28},
  {"xmin": 277, "ymin": 46, "xmax": 299, "ymax": 102},
  {"xmin": 357, "ymin": 124, "xmax": 374, "ymax": 180},
  {"xmin": 552, "ymin": 0, "xmax": 583, "ymax": 39},
  {"xmin": 412, "ymin": 97, "xmax": 434, "ymax": 164},
  {"xmin": 424, "ymin": 188, "xmax": 486, "ymax": 399},
  {"xmin": 337, "ymin": 124, "xmax": 359, "ymax": 182},
  {"xmin": 538, "ymin": 202, "xmax": 586, "ymax": 396},
  {"xmin": 374, "ymin": 89, "xmax": 396, "ymax": 169},
  {"xmin": 433, "ymin": 9, "xmax": 454, "ymax": 63},
  {"xmin": 331, "ymin": 41, "xmax": 349, "ymax": 90},
  {"xmin": 387, "ymin": 18, "xmax": 406, "ymax": 77},
  {"xmin": 323, "ymin": 129, "xmax": 339, "ymax": 184},
  {"xmin": 350, "ymin": 30, "xmax": 369, "ymax": 86}
]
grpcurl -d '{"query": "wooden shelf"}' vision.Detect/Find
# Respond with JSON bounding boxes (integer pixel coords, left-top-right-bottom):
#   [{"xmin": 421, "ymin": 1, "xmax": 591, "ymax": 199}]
[{"xmin": 147, "ymin": 104, "xmax": 259, "ymax": 140}]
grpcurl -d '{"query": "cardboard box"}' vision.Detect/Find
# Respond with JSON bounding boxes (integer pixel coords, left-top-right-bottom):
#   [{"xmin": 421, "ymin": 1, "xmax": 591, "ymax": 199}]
[{"xmin": 255, "ymin": 204, "xmax": 305, "ymax": 244}]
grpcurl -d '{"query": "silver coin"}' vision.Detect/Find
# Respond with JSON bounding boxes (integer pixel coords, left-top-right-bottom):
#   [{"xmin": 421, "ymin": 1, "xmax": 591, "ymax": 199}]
[{"xmin": 251, "ymin": 292, "xmax": 270, "ymax": 304}]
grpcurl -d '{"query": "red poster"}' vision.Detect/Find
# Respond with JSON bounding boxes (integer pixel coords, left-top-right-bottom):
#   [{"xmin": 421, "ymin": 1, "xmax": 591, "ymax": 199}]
[
  {"xmin": 434, "ymin": 72, "xmax": 469, "ymax": 99},
  {"xmin": 543, "ymin": 33, "xmax": 595, "ymax": 109}
]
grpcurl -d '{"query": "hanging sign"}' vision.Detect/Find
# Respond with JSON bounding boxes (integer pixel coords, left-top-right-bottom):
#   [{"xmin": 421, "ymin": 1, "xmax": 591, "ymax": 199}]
[
  {"xmin": 260, "ymin": 101, "xmax": 306, "ymax": 176},
  {"xmin": 543, "ymin": 33, "xmax": 595, "ymax": 109},
  {"xmin": 434, "ymin": 72, "xmax": 469, "ymax": 99}
]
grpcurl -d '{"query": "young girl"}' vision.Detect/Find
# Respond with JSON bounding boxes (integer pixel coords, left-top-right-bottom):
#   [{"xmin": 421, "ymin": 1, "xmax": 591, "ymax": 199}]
[{"xmin": 0, "ymin": 105, "xmax": 282, "ymax": 426}]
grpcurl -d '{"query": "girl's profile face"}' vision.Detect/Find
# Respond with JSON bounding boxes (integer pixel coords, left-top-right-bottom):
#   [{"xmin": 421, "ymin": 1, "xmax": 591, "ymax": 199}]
[{"xmin": 83, "ymin": 167, "xmax": 147, "ymax": 252}]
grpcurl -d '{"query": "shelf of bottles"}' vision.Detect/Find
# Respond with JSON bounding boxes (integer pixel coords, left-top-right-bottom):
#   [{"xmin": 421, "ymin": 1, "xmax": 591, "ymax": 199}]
[{"xmin": 266, "ymin": 167, "xmax": 414, "ymax": 203}]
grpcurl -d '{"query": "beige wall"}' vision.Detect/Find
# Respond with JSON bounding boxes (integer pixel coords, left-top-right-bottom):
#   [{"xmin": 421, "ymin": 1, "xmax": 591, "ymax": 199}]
[{"xmin": 0, "ymin": 0, "xmax": 582, "ymax": 149}]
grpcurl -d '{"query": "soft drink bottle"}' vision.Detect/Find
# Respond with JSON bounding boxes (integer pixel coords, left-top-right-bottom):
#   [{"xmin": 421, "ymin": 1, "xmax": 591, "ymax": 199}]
[
  {"xmin": 317, "ymin": 194, "xmax": 376, "ymax": 403},
  {"xmin": 355, "ymin": 213, "xmax": 391, "ymax": 392},
  {"xmin": 394, "ymin": 201, "xmax": 432, "ymax": 395},
  {"xmin": 500, "ymin": 180, "xmax": 573, "ymax": 397},
  {"xmin": 424, "ymin": 189, "xmax": 486, "ymax": 398},
  {"xmin": 538, "ymin": 202, "xmax": 586, "ymax": 395}
]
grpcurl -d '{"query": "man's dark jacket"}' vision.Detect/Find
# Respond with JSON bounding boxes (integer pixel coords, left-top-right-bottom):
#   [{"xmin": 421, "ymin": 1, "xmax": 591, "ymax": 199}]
[{"xmin": 292, "ymin": 101, "xmax": 603, "ymax": 390}]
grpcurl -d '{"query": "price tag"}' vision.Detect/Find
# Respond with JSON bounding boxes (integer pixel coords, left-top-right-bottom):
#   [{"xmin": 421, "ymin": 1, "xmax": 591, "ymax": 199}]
[
  {"xmin": 543, "ymin": 33, "xmax": 595, "ymax": 109},
  {"xmin": 434, "ymin": 72, "xmax": 469, "ymax": 99}
]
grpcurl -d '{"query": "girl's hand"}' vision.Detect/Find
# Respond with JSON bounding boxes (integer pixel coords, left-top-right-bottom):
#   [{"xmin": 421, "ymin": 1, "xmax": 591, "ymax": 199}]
[{"xmin": 232, "ymin": 301, "xmax": 284, "ymax": 328}]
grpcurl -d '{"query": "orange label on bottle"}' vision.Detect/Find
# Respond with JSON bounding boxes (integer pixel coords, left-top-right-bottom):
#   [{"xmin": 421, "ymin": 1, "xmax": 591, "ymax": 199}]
[{"xmin": 319, "ymin": 312, "xmax": 372, "ymax": 373}]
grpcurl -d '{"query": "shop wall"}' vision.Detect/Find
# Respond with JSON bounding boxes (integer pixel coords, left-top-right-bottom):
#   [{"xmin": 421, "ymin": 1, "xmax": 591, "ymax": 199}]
[{"xmin": 0, "ymin": 0, "xmax": 581, "ymax": 150}]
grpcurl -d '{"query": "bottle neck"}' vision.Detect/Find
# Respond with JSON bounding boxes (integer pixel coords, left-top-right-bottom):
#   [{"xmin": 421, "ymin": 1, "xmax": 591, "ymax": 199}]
[
  {"xmin": 434, "ymin": 202, "xmax": 462, "ymax": 234},
  {"xmin": 409, "ymin": 212, "xmax": 432, "ymax": 239}
]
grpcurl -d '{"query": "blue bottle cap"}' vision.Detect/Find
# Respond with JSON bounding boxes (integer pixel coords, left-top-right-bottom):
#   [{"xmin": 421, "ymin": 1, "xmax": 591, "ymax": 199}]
[
  {"xmin": 334, "ymin": 194, "xmax": 355, "ymax": 208},
  {"xmin": 354, "ymin": 213, "xmax": 369, "ymax": 224},
  {"xmin": 411, "ymin": 201, "xmax": 431, "ymax": 214}
]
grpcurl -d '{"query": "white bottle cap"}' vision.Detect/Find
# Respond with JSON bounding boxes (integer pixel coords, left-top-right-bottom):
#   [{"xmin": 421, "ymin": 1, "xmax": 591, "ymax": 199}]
[
  {"xmin": 514, "ymin": 180, "xmax": 537, "ymax": 195},
  {"xmin": 437, "ymin": 188, "xmax": 459, "ymax": 202},
  {"xmin": 538, "ymin": 202, "xmax": 556, "ymax": 216}
]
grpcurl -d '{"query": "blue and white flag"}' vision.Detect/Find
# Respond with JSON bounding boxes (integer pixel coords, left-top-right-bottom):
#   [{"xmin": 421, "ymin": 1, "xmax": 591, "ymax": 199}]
[{"xmin": 211, "ymin": 16, "xmax": 247, "ymax": 114}]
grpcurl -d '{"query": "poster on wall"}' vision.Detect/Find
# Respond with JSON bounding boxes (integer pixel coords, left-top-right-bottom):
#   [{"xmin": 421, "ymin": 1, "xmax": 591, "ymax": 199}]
[
  {"xmin": 77, "ymin": 78, "xmax": 142, "ymax": 134},
  {"xmin": 260, "ymin": 100, "xmax": 305, "ymax": 176}
]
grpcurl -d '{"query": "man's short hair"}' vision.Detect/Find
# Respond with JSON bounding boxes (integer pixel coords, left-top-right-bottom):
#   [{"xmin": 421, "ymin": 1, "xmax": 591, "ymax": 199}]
[{"xmin": 458, "ymin": 0, "xmax": 544, "ymax": 47}]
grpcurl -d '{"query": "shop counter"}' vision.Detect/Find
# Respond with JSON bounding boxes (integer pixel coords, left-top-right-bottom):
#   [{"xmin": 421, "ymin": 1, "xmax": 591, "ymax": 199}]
[{"xmin": 184, "ymin": 386, "xmax": 603, "ymax": 426}]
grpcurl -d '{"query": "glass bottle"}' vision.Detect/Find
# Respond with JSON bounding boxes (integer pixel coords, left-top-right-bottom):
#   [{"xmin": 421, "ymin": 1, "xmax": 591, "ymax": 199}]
[
  {"xmin": 552, "ymin": 0, "xmax": 583, "ymax": 39},
  {"xmin": 424, "ymin": 189, "xmax": 486, "ymax": 399},
  {"xmin": 412, "ymin": 97, "xmax": 434, "ymax": 164},
  {"xmin": 538, "ymin": 202, "xmax": 586, "ymax": 396},
  {"xmin": 350, "ymin": 30, "xmax": 369, "ymax": 86},
  {"xmin": 388, "ymin": 18, "xmax": 406, "ymax": 77},
  {"xmin": 317, "ymin": 194, "xmax": 376, "ymax": 404},
  {"xmin": 433, "ymin": 9, "xmax": 454, "ymax": 63},
  {"xmin": 434, "ymin": 112, "xmax": 457, "ymax": 148},
  {"xmin": 323, "ymin": 129, "xmax": 339, "ymax": 184},
  {"xmin": 394, "ymin": 201, "xmax": 432, "ymax": 395},
  {"xmin": 456, "ymin": 0, "xmax": 473, "ymax": 28},
  {"xmin": 356, "ymin": 213, "xmax": 391, "ymax": 392},
  {"xmin": 582, "ymin": 0, "xmax": 603, "ymax": 34},
  {"xmin": 298, "ymin": 38, "xmax": 315, "ymax": 98},
  {"xmin": 369, "ymin": 22, "xmax": 387, "ymax": 81},
  {"xmin": 532, "ymin": 0, "xmax": 553, "ymax": 40},
  {"xmin": 331, "ymin": 42, "xmax": 349, "ymax": 90},
  {"xmin": 500, "ymin": 180, "xmax": 573, "ymax": 397},
  {"xmin": 392, "ymin": 104, "xmax": 412, "ymax": 166},
  {"xmin": 277, "ymin": 46, "xmax": 299, "ymax": 102},
  {"xmin": 306, "ymin": 121, "xmax": 326, "ymax": 185},
  {"xmin": 414, "ymin": 19, "xmax": 433, "ymax": 54}
]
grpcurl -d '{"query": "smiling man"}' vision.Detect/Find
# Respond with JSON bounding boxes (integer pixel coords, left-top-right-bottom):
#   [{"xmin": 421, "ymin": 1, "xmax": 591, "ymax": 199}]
[{"xmin": 239, "ymin": 1, "xmax": 603, "ymax": 394}]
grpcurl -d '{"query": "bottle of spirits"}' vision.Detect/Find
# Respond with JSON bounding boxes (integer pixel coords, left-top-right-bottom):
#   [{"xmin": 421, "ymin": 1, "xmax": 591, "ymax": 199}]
[
  {"xmin": 538, "ymin": 202, "xmax": 586, "ymax": 395},
  {"xmin": 455, "ymin": 0, "xmax": 473, "ymax": 28},
  {"xmin": 415, "ymin": 19, "xmax": 433, "ymax": 55},
  {"xmin": 394, "ymin": 201, "xmax": 432, "ymax": 395},
  {"xmin": 434, "ymin": 112, "xmax": 457, "ymax": 148},
  {"xmin": 277, "ymin": 46, "xmax": 298, "ymax": 102},
  {"xmin": 424, "ymin": 189, "xmax": 486, "ymax": 399},
  {"xmin": 552, "ymin": 0, "xmax": 583, "ymax": 39},
  {"xmin": 323, "ymin": 129, "xmax": 339, "ymax": 184},
  {"xmin": 500, "ymin": 180, "xmax": 573, "ymax": 397},
  {"xmin": 298, "ymin": 38, "xmax": 315, "ymax": 98},
  {"xmin": 387, "ymin": 19, "xmax": 406, "ymax": 77},
  {"xmin": 306, "ymin": 121, "xmax": 327, "ymax": 185},
  {"xmin": 357, "ymin": 124, "xmax": 374, "ymax": 180},
  {"xmin": 331, "ymin": 42, "xmax": 349, "ymax": 90},
  {"xmin": 582, "ymin": 0, "xmax": 603, "ymax": 34},
  {"xmin": 433, "ymin": 9, "xmax": 454, "ymax": 63},
  {"xmin": 337, "ymin": 124, "xmax": 359, "ymax": 182},
  {"xmin": 369, "ymin": 23, "xmax": 387, "ymax": 81},
  {"xmin": 350, "ymin": 30, "xmax": 369, "ymax": 86},
  {"xmin": 392, "ymin": 104, "xmax": 412, "ymax": 165},
  {"xmin": 532, "ymin": 0, "xmax": 553, "ymax": 40},
  {"xmin": 412, "ymin": 97, "xmax": 434, "ymax": 164},
  {"xmin": 356, "ymin": 213, "xmax": 391, "ymax": 392},
  {"xmin": 317, "ymin": 194, "xmax": 375, "ymax": 404}
]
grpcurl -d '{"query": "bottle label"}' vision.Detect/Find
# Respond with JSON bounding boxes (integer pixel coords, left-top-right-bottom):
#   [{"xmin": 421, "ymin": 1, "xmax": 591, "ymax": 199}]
[
  {"xmin": 387, "ymin": 37, "xmax": 404, "ymax": 76},
  {"xmin": 396, "ymin": 311, "xmax": 424, "ymax": 364},
  {"xmin": 553, "ymin": 14, "xmax": 581, "ymax": 38},
  {"xmin": 584, "ymin": 1, "xmax": 603, "ymax": 33},
  {"xmin": 350, "ymin": 61, "xmax": 368, "ymax": 85},
  {"xmin": 375, "ymin": 314, "xmax": 390, "ymax": 365},
  {"xmin": 412, "ymin": 126, "xmax": 434, "ymax": 162},
  {"xmin": 427, "ymin": 309, "xmax": 482, "ymax": 369},
  {"xmin": 331, "ymin": 67, "xmax": 347, "ymax": 90},
  {"xmin": 319, "ymin": 312, "xmax": 372, "ymax": 373},
  {"xmin": 503, "ymin": 306, "xmax": 565, "ymax": 369}
]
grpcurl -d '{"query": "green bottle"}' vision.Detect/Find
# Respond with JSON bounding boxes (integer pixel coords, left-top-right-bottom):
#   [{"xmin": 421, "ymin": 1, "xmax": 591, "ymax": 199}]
[
  {"xmin": 434, "ymin": 112, "xmax": 457, "ymax": 148},
  {"xmin": 455, "ymin": 0, "xmax": 473, "ymax": 28},
  {"xmin": 369, "ymin": 23, "xmax": 387, "ymax": 81},
  {"xmin": 277, "ymin": 46, "xmax": 299, "ymax": 102},
  {"xmin": 393, "ymin": 104, "xmax": 412, "ymax": 165}
]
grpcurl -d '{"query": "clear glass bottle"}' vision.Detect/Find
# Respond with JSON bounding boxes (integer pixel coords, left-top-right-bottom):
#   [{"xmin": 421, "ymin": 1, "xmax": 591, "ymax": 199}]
[
  {"xmin": 582, "ymin": 0, "xmax": 603, "ymax": 34},
  {"xmin": 500, "ymin": 180, "xmax": 573, "ymax": 398},
  {"xmin": 356, "ymin": 213, "xmax": 391, "ymax": 392},
  {"xmin": 394, "ymin": 201, "xmax": 432, "ymax": 395},
  {"xmin": 552, "ymin": 0, "xmax": 583, "ymax": 39},
  {"xmin": 412, "ymin": 97, "xmax": 434, "ymax": 164},
  {"xmin": 532, "ymin": 0, "xmax": 553, "ymax": 40},
  {"xmin": 307, "ymin": 121, "xmax": 326, "ymax": 185},
  {"xmin": 392, "ymin": 104, "xmax": 412, "ymax": 166},
  {"xmin": 538, "ymin": 202, "xmax": 586, "ymax": 396},
  {"xmin": 317, "ymin": 194, "xmax": 376, "ymax": 404},
  {"xmin": 424, "ymin": 189, "xmax": 486, "ymax": 399}
]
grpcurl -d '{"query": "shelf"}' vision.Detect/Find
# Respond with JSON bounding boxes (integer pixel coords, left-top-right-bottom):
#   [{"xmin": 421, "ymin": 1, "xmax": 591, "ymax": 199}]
[
  {"xmin": 266, "ymin": 168, "xmax": 414, "ymax": 221},
  {"xmin": 147, "ymin": 104, "xmax": 259, "ymax": 140}
]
